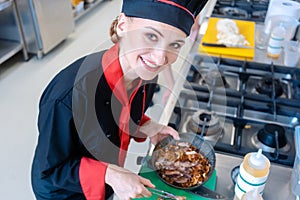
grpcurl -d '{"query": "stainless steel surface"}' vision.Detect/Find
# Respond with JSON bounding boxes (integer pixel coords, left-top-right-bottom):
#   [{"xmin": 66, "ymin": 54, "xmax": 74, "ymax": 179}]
[
  {"xmin": 296, "ymin": 26, "xmax": 300, "ymax": 41},
  {"xmin": 0, "ymin": 0, "xmax": 74, "ymax": 59},
  {"xmin": 0, "ymin": 39, "xmax": 22, "ymax": 65},
  {"xmin": 74, "ymin": 0, "xmax": 105, "ymax": 21},
  {"xmin": 211, "ymin": 0, "xmax": 269, "ymax": 23},
  {"xmin": 164, "ymin": 19, "xmax": 300, "ymax": 200},
  {"xmin": 190, "ymin": 185, "xmax": 228, "ymax": 199},
  {"xmin": 149, "ymin": 1, "xmax": 299, "ymax": 199},
  {"xmin": 0, "ymin": 0, "xmax": 11, "ymax": 11},
  {"xmin": 0, "ymin": 0, "xmax": 28, "ymax": 64},
  {"xmin": 29, "ymin": 0, "xmax": 75, "ymax": 55},
  {"xmin": 215, "ymin": 153, "xmax": 296, "ymax": 199}
]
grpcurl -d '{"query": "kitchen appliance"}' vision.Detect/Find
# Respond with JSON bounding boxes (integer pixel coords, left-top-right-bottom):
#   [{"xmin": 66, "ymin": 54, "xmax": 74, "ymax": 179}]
[
  {"xmin": 1, "ymin": 0, "xmax": 75, "ymax": 58},
  {"xmin": 167, "ymin": 54, "xmax": 300, "ymax": 167},
  {"xmin": 211, "ymin": 0, "xmax": 270, "ymax": 23}
]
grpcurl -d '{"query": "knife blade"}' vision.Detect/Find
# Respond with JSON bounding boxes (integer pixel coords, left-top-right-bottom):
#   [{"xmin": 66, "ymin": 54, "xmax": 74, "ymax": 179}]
[
  {"xmin": 202, "ymin": 42, "xmax": 253, "ymax": 49},
  {"xmin": 147, "ymin": 188, "xmax": 177, "ymax": 199},
  {"xmin": 188, "ymin": 185, "xmax": 229, "ymax": 200}
]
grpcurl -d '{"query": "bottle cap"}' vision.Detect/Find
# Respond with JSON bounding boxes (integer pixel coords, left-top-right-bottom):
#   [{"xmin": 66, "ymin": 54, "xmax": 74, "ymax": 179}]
[
  {"xmin": 248, "ymin": 149, "xmax": 267, "ymax": 170},
  {"xmin": 242, "ymin": 189, "xmax": 264, "ymax": 200}
]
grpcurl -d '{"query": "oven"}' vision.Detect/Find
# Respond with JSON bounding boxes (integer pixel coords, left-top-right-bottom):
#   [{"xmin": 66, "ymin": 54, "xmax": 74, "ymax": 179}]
[
  {"xmin": 211, "ymin": 0, "xmax": 270, "ymax": 23},
  {"xmin": 167, "ymin": 54, "xmax": 300, "ymax": 167}
]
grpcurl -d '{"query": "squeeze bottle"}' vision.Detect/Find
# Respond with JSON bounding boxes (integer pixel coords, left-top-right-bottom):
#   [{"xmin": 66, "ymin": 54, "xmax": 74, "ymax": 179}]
[
  {"xmin": 267, "ymin": 23, "xmax": 286, "ymax": 58},
  {"xmin": 234, "ymin": 149, "xmax": 270, "ymax": 200},
  {"xmin": 241, "ymin": 189, "xmax": 264, "ymax": 200}
]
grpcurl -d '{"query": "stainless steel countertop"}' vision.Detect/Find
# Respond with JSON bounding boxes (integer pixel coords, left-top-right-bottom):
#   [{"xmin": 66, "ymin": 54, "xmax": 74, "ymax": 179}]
[
  {"xmin": 154, "ymin": 28, "xmax": 299, "ymax": 200},
  {"xmin": 215, "ymin": 153, "xmax": 296, "ymax": 200},
  {"xmin": 146, "ymin": 1, "xmax": 299, "ymax": 199}
]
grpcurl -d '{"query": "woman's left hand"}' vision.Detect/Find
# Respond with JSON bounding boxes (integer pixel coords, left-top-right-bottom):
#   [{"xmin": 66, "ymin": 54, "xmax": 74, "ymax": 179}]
[
  {"xmin": 139, "ymin": 120, "xmax": 180, "ymax": 145},
  {"xmin": 149, "ymin": 125, "xmax": 180, "ymax": 145}
]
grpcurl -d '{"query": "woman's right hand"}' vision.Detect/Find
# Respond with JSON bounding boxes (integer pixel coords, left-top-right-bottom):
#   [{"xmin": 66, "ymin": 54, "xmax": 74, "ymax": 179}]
[{"xmin": 105, "ymin": 164, "xmax": 155, "ymax": 200}]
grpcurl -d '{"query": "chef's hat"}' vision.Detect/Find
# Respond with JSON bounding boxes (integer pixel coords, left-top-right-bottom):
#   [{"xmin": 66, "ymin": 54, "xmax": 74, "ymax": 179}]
[{"xmin": 121, "ymin": 0, "xmax": 208, "ymax": 35}]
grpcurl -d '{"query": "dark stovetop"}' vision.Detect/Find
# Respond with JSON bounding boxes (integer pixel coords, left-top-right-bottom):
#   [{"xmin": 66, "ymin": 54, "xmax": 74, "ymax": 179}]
[
  {"xmin": 211, "ymin": 0, "xmax": 270, "ymax": 22},
  {"xmin": 167, "ymin": 55, "xmax": 300, "ymax": 167}
]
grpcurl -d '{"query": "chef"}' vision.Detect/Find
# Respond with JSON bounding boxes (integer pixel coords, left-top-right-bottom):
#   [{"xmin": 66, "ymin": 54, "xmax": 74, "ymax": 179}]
[{"xmin": 31, "ymin": 0, "xmax": 209, "ymax": 199}]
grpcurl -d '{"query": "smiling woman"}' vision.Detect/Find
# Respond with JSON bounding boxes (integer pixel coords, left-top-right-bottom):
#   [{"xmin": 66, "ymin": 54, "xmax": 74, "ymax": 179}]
[
  {"xmin": 116, "ymin": 16, "xmax": 187, "ymax": 81},
  {"xmin": 31, "ymin": 0, "xmax": 209, "ymax": 200}
]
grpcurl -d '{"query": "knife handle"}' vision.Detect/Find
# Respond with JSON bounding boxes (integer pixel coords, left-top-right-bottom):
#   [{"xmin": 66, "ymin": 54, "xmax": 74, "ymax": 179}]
[{"xmin": 202, "ymin": 42, "xmax": 227, "ymax": 47}]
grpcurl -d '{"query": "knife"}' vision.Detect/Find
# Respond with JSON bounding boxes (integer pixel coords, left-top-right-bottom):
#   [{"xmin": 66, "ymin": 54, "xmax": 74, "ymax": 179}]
[
  {"xmin": 147, "ymin": 188, "xmax": 178, "ymax": 199},
  {"xmin": 202, "ymin": 42, "xmax": 253, "ymax": 49},
  {"xmin": 188, "ymin": 185, "xmax": 229, "ymax": 200}
]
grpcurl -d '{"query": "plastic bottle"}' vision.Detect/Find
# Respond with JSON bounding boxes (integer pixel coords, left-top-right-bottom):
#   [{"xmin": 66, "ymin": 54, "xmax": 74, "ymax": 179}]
[
  {"xmin": 267, "ymin": 23, "xmax": 286, "ymax": 58},
  {"xmin": 241, "ymin": 189, "xmax": 264, "ymax": 200},
  {"xmin": 234, "ymin": 149, "xmax": 271, "ymax": 200}
]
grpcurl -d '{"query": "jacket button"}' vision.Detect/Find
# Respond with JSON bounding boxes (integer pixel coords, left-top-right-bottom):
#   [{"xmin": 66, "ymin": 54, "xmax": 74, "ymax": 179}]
[
  {"xmin": 105, "ymin": 131, "xmax": 111, "ymax": 138},
  {"xmin": 105, "ymin": 101, "xmax": 110, "ymax": 105}
]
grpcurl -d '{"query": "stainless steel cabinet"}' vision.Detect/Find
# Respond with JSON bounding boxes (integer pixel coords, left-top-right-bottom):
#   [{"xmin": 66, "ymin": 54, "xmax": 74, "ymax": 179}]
[
  {"xmin": 25, "ymin": 0, "xmax": 75, "ymax": 57},
  {"xmin": 0, "ymin": 0, "xmax": 28, "ymax": 65},
  {"xmin": 0, "ymin": 0, "xmax": 107, "ymax": 62},
  {"xmin": 0, "ymin": 0, "xmax": 74, "ymax": 61}
]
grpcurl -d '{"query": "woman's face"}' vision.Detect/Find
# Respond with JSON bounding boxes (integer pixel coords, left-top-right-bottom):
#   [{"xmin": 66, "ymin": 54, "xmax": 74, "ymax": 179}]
[{"xmin": 117, "ymin": 14, "xmax": 187, "ymax": 81}]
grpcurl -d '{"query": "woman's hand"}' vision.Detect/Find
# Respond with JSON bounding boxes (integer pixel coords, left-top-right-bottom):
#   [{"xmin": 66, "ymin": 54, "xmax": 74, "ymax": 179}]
[
  {"xmin": 139, "ymin": 120, "xmax": 180, "ymax": 145},
  {"xmin": 149, "ymin": 125, "xmax": 180, "ymax": 145},
  {"xmin": 105, "ymin": 164, "xmax": 155, "ymax": 200}
]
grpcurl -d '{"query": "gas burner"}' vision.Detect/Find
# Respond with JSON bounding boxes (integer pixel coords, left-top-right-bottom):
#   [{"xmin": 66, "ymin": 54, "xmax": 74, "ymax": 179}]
[
  {"xmin": 187, "ymin": 109, "xmax": 223, "ymax": 137},
  {"xmin": 251, "ymin": 123, "xmax": 290, "ymax": 153},
  {"xmin": 201, "ymin": 69, "xmax": 229, "ymax": 88},
  {"xmin": 252, "ymin": 10, "xmax": 267, "ymax": 19},
  {"xmin": 252, "ymin": 0, "xmax": 269, "ymax": 6},
  {"xmin": 255, "ymin": 76, "xmax": 284, "ymax": 98},
  {"xmin": 218, "ymin": 7, "xmax": 249, "ymax": 19}
]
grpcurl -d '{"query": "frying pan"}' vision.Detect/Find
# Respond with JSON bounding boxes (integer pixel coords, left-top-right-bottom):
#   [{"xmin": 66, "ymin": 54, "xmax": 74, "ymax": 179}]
[{"xmin": 149, "ymin": 132, "xmax": 216, "ymax": 190}]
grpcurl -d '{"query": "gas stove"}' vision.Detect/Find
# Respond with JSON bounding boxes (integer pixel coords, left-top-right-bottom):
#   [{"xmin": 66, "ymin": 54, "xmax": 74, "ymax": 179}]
[
  {"xmin": 211, "ymin": 0, "xmax": 270, "ymax": 22},
  {"xmin": 168, "ymin": 55, "xmax": 300, "ymax": 167}
]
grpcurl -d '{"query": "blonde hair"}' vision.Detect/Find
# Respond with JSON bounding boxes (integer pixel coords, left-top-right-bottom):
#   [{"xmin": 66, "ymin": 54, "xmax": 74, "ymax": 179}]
[{"xmin": 109, "ymin": 17, "xmax": 119, "ymax": 43}]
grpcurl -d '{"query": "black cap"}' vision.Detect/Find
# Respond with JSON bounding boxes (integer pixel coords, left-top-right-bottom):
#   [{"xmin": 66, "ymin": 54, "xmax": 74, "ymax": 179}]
[{"xmin": 121, "ymin": 0, "xmax": 208, "ymax": 35}]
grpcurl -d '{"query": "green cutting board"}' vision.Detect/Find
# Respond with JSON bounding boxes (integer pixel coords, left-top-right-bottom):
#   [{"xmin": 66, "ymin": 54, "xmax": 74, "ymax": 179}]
[{"xmin": 137, "ymin": 164, "xmax": 217, "ymax": 200}]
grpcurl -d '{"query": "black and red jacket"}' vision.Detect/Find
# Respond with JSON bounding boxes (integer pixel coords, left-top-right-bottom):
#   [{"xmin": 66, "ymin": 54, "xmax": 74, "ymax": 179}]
[{"xmin": 31, "ymin": 44, "xmax": 157, "ymax": 199}]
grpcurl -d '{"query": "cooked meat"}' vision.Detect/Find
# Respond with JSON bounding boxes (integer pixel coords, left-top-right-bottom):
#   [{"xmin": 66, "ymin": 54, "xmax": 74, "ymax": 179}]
[{"xmin": 154, "ymin": 141, "xmax": 211, "ymax": 188}]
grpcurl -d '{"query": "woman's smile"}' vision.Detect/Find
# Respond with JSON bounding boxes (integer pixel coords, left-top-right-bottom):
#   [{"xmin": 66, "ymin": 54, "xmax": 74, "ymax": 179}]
[{"xmin": 139, "ymin": 56, "xmax": 163, "ymax": 72}]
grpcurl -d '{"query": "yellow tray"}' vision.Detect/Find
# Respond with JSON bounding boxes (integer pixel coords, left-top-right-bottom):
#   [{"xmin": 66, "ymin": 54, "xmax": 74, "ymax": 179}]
[{"xmin": 199, "ymin": 17, "xmax": 255, "ymax": 60}]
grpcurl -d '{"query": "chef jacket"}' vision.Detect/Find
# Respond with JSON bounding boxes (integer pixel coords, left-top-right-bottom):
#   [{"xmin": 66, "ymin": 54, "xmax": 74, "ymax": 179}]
[{"xmin": 31, "ymin": 44, "xmax": 157, "ymax": 200}]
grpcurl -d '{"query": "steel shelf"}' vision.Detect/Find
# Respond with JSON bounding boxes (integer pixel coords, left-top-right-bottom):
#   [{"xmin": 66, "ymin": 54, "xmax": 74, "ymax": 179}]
[
  {"xmin": 0, "ymin": 0, "xmax": 12, "ymax": 12},
  {"xmin": 0, "ymin": 39, "xmax": 22, "ymax": 65},
  {"xmin": 0, "ymin": 0, "xmax": 28, "ymax": 65},
  {"xmin": 73, "ymin": 0, "xmax": 106, "ymax": 21}
]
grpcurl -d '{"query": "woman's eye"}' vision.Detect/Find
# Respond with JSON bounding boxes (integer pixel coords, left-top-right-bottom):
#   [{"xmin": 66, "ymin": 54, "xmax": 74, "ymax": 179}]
[
  {"xmin": 146, "ymin": 33, "xmax": 158, "ymax": 41},
  {"xmin": 170, "ymin": 43, "xmax": 182, "ymax": 49}
]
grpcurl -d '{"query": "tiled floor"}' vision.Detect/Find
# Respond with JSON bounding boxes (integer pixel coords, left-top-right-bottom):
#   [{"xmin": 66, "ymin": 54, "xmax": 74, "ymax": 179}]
[{"xmin": 0, "ymin": 1, "xmax": 124, "ymax": 199}]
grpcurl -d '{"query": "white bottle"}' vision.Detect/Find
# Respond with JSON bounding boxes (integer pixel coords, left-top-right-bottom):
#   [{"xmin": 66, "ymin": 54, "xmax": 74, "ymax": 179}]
[
  {"xmin": 241, "ymin": 189, "xmax": 264, "ymax": 200},
  {"xmin": 267, "ymin": 23, "xmax": 286, "ymax": 58},
  {"xmin": 234, "ymin": 149, "xmax": 271, "ymax": 200}
]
